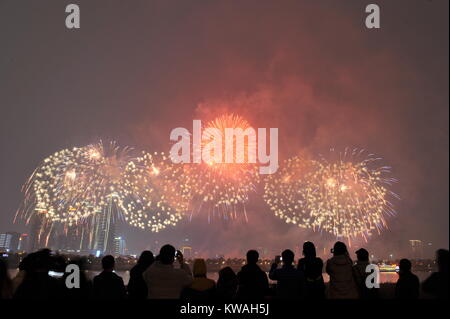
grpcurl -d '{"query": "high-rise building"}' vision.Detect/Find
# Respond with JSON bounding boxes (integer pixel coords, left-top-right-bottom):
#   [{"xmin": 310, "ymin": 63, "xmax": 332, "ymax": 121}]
[
  {"xmin": 59, "ymin": 224, "xmax": 83, "ymax": 252},
  {"xmin": 92, "ymin": 195, "xmax": 117, "ymax": 255},
  {"xmin": 18, "ymin": 233, "xmax": 29, "ymax": 251},
  {"xmin": 0, "ymin": 232, "xmax": 20, "ymax": 251},
  {"xmin": 409, "ymin": 240, "xmax": 423, "ymax": 259},
  {"xmin": 113, "ymin": 236, "xmax": 126, "ymax": 256}
]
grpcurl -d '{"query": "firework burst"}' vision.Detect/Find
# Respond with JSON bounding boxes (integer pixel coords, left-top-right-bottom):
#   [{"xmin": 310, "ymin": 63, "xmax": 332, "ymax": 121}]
[
  {"xmin": 264, "ymin": 148, "xmax": 399, "ymax": 242},
  {"xmin": 19, "ymin": 141, "xmax": 133, "ymax": 226},
  {"xmin": 121, "ymin": 152, "xmax": 189, "ymax": 232},
  {"xmin": 182, "ymin": 114, "xmax": 260, "ymax": 222}
]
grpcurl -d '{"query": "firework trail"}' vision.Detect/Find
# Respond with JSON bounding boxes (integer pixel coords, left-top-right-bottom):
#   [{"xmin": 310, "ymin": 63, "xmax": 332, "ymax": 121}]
[{"xmin": 264, "ymin": 148, "xmax": 399, "ymax": 243}]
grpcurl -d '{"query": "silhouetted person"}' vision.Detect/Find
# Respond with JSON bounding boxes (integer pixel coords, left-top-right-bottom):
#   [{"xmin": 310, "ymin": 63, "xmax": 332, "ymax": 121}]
[
  {"xmin": 12, "ymin": 253, "xmax": 32, "ymax": 294},
  {"xmin": 236, "ymin": 250, "xmax": 269, "ymax": 299},
  {"xmin": 297, "ymin": 241, "xmax": 325, "ymax": 299},
  {"xmin": 63, "ymin": 257, "xmax": 93, "ymax": 300},
  {"xmin": 353, "ymin": 248, "xmax": 378, "ymax": 299},
  {"xmin": 14, "ymin": 249, "xmax": 62, "ymax": 300},
  {"xmin": 143, "ymin": 245, "xmax": 192, "ymax": 299},
  {"xmin": 326, "ymin": 242, "xmax": 358, "ymax": 299},
  {"xmin": 0, "ymin": 259, "xmax": 13, "ymax": 299},
  {"xmin": 395, "ymin": 259, "xmax": 419, "ymax": 299},
  {"xmin": 216, "ymin": 267, "xmax": 238, "ymax": 299},
  {"xmin": 269, "ymin": 249, "xmax": 304, "ymax": 298},
  {"xmin": 422, "ymin": 249, "xmax": 449, "ymax": 299},
  {"xmin": 127, "ymin": 251, "xmax": 154, "ymax": 299},
  {"xmin": 181, "ymin": 259, "xmax": 216, "ymax": 300},
  {"xmin": 93, "ymin": 255, "xmax": 126, "ymax": 299}
]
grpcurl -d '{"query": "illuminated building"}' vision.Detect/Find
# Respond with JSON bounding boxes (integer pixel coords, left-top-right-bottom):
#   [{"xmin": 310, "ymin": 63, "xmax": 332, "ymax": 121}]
[
  {"xmin": 57, "ymin": 224, "xmax": 82, "ymax": 252},
  {"xmin": 92, "ymin": 194, "xmax": 117, "ymax": 255},
  {"xmin": 0, "ymin": 232, "xmax": 20, "ymax": 252},
  {"xmin": 113, "ymin": 236, "xmax": 126, "ymax": 256},
  {"xmin": 18, "ymin": 233, "xmax": 29, "ymax": 251}
]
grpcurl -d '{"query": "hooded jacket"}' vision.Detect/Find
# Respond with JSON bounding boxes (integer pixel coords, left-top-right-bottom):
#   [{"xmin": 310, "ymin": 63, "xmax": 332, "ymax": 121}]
[{"xmin": 326, "ymin": 255, "xmax": 358, "ymax": 299}]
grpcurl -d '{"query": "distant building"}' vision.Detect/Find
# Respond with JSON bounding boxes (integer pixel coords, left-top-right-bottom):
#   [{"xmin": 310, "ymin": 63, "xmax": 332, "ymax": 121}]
[
  {"xmin": 0, "ymin": 232, "xmax": 20, "ymax": 251},
  {"xmin": 60, "ymin": 224, "xmax": 83, "ymax": 252},
  {"xmin": 18, "ymin": 233, "xmax": 29, "ymax": 251},
  {"xmin": 113, "ymin": 236, "xmax": 126, "ymax": 256},
  {"xmin": 92, "ymin": 195, "xmax": 117, "ymax": 255},
  {"xmin": 409, "ymin": 240, "xmax": 423, "ymax": 259},
  {"xmin": 28, "ymin": 209, "xmax": 53, "ymax": 252}
]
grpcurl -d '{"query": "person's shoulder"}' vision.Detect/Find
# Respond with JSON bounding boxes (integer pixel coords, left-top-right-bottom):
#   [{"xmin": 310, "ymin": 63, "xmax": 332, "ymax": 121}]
[
  {"xmin": 112, "ymin": 272, "xmax": 124, "ymax": 280},
  {"xmin": 92, "ymin": 274, "xmax": 102, "ymax": 285},
  {"xmin": 256, "ymin": 265, "xmax": 265, "ymax": 272},
  {"xmin": 93, "ymin": 273, "xmax": 102, "ymax": 280},
  {"xmin": 207, "ymin": 278, "xmax": 216, "ymax": 285},
  {"xmin": 129, "ymin": 264, "xmax": 139, "ymax": 275},
  {"xmin": 258, "ymin": 266, "xmax": 267, "ymax": 276},
  {"xmin": 144, "ymin": 262, "xmax": 159, "ymax": 273}
]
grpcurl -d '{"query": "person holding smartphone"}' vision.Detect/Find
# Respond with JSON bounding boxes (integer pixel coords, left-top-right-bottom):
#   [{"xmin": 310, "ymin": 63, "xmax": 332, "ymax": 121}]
[{"xmin": 269, "ymin": 250, "xmax": 304, "ymax": 299}]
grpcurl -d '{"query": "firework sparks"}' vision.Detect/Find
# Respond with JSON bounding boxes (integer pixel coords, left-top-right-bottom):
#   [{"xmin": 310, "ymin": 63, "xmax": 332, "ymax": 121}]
[
  {"xmin": 264, "ymin": 149, "xmax": 399, "ymax": 242},
  {"xmin": 19, "ymin": 141, "xmax": 134, "ymax": 226},
  {"xmin": 121, "ymin": 152, "xmax": 189, "ymax": 232},
  {"xmin": 181, "ymin": 114, "xmax": 260, "ymax": 222}
]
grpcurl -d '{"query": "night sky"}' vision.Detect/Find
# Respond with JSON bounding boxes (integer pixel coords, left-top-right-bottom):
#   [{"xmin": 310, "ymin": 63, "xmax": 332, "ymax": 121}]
[{"xmin": 0, "ymin": 0, "xmax": 448, "ymax": 258}]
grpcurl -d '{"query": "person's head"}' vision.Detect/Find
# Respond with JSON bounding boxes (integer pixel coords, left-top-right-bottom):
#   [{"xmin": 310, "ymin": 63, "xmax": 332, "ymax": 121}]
[
  {"xmin": 246, "ymin": 250, "xmax": 259, "ymax": 264},
  {"xmin": 101, "ymin": 255, "xmax": 115, "ymax": 271},
  {"xmin": 19, "ymin": 253, "xmax": 34, "ymax": 272},
  {"xmin": 436, "ymin": 249, "xmax": 449, "ymax": 273},
  {"xmin": 193, "ymin": 259, "xmax": 207, "ymax": 277},
  {"xmin": 138, "ymin": 250, "xmax": 154, "ymax": 268},
  {"xmin": 218, "ymin": 266, "xmax": 237, "ymax": 283},
  {"xmin": 355, "ymin": 248, "xmax": 369, "ymax": 262},
  {"xmin": 34, "ymin": 249, "xmax": 53, "ymax": 273},
  {"xmin": 281, "ymin": 249, "xmax": 295, "ymax": 265},
  {"xmin": 332, "ymin": 241, "xmax": 348, "ymax": 256},
  {"xmin": 303, "ymin": 241, "xmax": 316, "ymax": 258},
  {"xmin": 399, "ymin": 259, "xmax": 412, "ymax": 273},
  {"xmin": 159, "ymin": 244, "xmax": 176, "ymax": 265}
]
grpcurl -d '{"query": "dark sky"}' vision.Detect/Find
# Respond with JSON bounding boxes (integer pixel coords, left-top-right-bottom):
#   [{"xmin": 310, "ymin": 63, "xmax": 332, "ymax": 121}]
[{"xmin": 0, "ymin": 0, "xmax": 448, "ymax": 258}]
